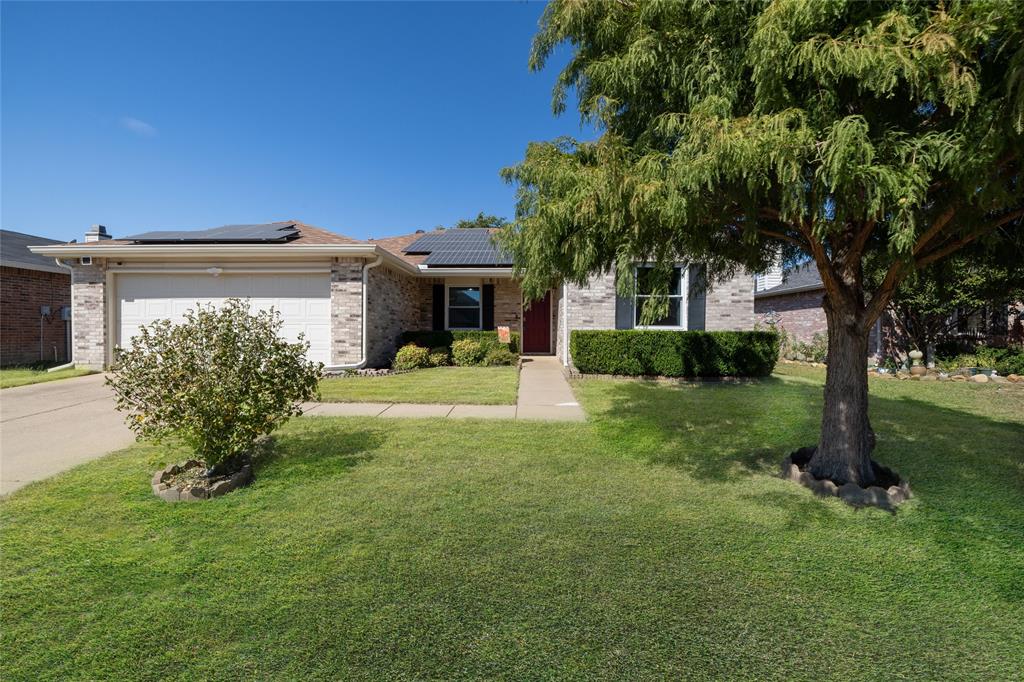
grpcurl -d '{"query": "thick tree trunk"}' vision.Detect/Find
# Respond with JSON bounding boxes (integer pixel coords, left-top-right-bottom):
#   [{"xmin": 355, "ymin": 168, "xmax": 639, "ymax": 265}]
[{"xmin": 807, "ymin": 300, "xmax": 877, "ymax": 486}]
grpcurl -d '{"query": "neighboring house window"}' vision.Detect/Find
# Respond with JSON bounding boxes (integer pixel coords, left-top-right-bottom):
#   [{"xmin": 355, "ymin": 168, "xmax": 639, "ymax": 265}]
[
  {"xmin": 447, "ymin": 285, "xmax": 482, "ymax": 330},
  {"xmin": 634, "ymin": 266, "xmax": 688, "ymax": 328}
]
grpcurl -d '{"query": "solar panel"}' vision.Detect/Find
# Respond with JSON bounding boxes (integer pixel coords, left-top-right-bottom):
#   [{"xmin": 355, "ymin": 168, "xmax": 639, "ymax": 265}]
[
  {"xmin": 126, "ymin": 222, "xmax": 300, "ymax": 243},
  {"xmin": 406, "ymin": 228, "xmax": 512, "ymax": 266}
]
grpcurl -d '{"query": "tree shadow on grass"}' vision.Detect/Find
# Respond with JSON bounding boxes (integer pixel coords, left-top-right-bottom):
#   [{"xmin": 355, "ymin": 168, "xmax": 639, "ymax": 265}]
[{"xmin": 257, "ymin": 422, "xmax": 386, "ymax": 482}]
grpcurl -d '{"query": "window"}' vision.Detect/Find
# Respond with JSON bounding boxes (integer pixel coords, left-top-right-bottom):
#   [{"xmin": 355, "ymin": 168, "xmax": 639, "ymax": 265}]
[
  {"xmin": 447, "ymin": 285, "xmax": 482, "ymax": 329},
  {"xmin": 635, "ymin": 266, "xmax": 687, "ymax": 328}
]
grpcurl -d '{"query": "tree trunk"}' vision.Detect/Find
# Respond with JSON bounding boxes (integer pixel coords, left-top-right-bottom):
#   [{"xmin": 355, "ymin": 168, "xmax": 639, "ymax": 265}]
[{"xmin": 807, "ymin": 299, "xmax": 877, "ymax": 486}]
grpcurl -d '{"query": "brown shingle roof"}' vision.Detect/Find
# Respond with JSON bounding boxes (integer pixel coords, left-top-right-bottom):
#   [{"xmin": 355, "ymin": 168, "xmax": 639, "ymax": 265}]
[{"xmin": 368, "ymin": 230, "xmax": 434, "ymax": 265}]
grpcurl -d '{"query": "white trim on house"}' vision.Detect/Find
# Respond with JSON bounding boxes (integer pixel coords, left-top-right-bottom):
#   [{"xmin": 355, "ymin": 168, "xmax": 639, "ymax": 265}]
[
  {"xmin": 444, "ymin": 282, "xmax": 483, "ymax": 331},
  {"xmin": 633, "ymin": 265, "xmax": 689, "ymax": 330}
]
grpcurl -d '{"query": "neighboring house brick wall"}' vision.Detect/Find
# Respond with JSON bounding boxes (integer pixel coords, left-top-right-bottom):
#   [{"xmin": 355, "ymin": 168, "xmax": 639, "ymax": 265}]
[
  {"xmin": 493, "ymin": 278, "xmax": 522, "ymax": 334},
  {"xmin": 754, "ymin": 289, "xmax": 827, "ymax": 343},
  {"xmin": 366, "ymin": 263, "xmax": 421, "ymax": 367},
  {"xmin": 0, "ymin": 266, "xmax": 71, "ymax": 366},
  {"xmin": 705, "ymin": 271, "xmax": 756, "ymax": 331},
  {"xmin": 70, "ymin": 261, "xmax": 107, "ymax": 369},
  {"xmin": 331, "ymin": 259, "xmax": 363, "ymax": 365}
]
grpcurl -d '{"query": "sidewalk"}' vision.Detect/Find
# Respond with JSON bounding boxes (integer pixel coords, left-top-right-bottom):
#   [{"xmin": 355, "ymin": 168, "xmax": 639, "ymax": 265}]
[{"xmin": 303, "ymin": 356, "xmax": 585, "ymax": 422}]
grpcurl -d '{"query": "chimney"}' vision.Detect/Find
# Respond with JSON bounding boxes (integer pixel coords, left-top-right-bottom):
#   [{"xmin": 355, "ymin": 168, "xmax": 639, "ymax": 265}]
[{"xmin": 84, "ymin": 224, "xmax": 112, "ymax": 242}]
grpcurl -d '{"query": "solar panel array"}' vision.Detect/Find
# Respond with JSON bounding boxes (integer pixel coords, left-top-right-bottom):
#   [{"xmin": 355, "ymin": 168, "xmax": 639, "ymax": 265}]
[
  {"xmin": 126, "ymin": 222, "xmax": 299, "ymax": 243},
  {"xmin": 403, "ymin": 228, "xmax": 512, "ymax": 266}
]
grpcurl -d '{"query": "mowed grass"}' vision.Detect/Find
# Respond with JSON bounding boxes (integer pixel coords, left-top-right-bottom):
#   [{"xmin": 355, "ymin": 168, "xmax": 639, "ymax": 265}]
[
  {"xmin": 2, "ymin": 365, "xmax": 1022, "ymax": 680},
  {"xmin": 318, "ymin": 365, "xmax": 519, "ymax": 405},
  {"xmin": 0, "ymin": 366, "xmax": 94, "ymax": 389}
]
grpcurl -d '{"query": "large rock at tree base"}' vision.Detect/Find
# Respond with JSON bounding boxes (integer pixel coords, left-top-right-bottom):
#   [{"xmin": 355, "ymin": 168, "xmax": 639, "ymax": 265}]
[
  {"xmin": 780, "ymin": 450, "xmax": 910, "ymax": 510},
  {"xmin": 971, "ymin": 374, "xmax": 990, "ymax": 383}
]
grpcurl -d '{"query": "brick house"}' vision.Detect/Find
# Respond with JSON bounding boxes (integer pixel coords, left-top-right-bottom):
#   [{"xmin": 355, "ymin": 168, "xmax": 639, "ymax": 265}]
[
  {"xmin": 30, "ymin": 221, "xmax": 757, "ymax": 370},
  {"xmin": 1, "ymin": 229, "xmax": 72, "ymax": 366}
]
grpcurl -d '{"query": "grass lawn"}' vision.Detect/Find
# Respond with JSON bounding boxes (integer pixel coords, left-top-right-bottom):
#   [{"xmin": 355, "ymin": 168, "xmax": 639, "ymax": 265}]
[
  {"xmin": 2, "ymin": 365, "xmax": 1022, "ymax": 679},
  {"xmin": 318, "ymin": 365, "xmax": 519, "ymax": 404},
  {"xmin": 0, "ymin": 366, "xmax": 95, "ymax": 389}
]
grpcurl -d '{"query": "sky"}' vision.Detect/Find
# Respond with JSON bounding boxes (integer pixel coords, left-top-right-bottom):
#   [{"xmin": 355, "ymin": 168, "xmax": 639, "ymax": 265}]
[{"xmin": 1, "ymin": 1, "xmax": 591, "ymax": 243}]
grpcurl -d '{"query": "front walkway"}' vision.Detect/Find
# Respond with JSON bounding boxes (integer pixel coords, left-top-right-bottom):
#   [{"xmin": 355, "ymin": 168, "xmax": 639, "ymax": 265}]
[{"xmin": 304, "ymin": 356, "xmax": 585, "ymax": 421}]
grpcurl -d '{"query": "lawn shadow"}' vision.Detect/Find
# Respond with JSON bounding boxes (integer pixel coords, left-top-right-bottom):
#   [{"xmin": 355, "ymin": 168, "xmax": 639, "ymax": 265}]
[{"xmin": 258, "ymin": 421, "xmax": 386, "ymax": 480}]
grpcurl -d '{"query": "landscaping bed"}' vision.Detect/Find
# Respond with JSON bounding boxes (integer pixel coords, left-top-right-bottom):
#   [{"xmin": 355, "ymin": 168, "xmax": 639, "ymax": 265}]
[
  {"xmin": 319, "ymin": 365, "xmax": 520, "ymax": 405},
  {"xmin": 3, "ymin": 364, "xmax": 1022, "ymax": 679}
]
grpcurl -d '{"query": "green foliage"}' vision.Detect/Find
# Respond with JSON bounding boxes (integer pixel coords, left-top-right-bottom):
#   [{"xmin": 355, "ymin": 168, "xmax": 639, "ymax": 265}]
[
  {"xmin": 482, "ymin": 346, "xmax": 518, "ymax": 367},
  {"xmin": 780, "ymin": 332, "xmax": 828, "ymax": 363},
  {"xmin": 450, "ymin": 339, "xmax": 486, "ymax": 367},
  {"xmin": 393, "ymin": 344, "xmax": 431, "ymax": 371},
  {"xmin": 938, "ymin": 345, "xmax": 1024, "ymax": 375},
  {"xmin": 570, "ymin": 330, "xmax": 779, "ymax": 378},
  {"xmin": 399, "ymin": 330, "xmax": 521, "ymax": 354},
  {"xmin": 427, "ymin": 347, "xmax": 451, "ymax": 367},
  {"xmin": 451, "ymin": 212, "xmax": 509, "ymax": 230},
  {"xmin": 106, "ymin": 299, "xmax": 321, "ymax": 472}
]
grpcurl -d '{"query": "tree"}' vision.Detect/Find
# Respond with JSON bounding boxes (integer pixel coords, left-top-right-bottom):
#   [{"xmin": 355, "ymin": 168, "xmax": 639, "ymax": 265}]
[
  {"xmin": 502, "ymin": 1, "xmax": 1024, "ymax": 486},
  {"xmin": 452, "ymin": 212, "xmax": 509, "ymax": 229},
  {"xmin": 107, "ymin": 299, "xmax": 322, "ymax": 475}
]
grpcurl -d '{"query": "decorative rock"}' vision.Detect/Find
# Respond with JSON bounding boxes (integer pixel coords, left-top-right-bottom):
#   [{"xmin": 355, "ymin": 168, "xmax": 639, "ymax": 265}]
[
  {"xmin": 990, "ymin": 375, "xmax": 1009, "ymax": 383},
  {"xmin": 951, "ymin": 375, "xmax": 967, "ymax": 382},
  {"xmin": 152, "ymin": 457, "xmax": 254, "ymax": 502},
  {"xmin": 1007, "ymin": 374, "xmax": 1021, "ymax": 383},
  {"xmin": 971, "ymin": 374, "xmax": 989, "ymax": 383},
  {"xmin": 781, "ymin": 450, "xmax": 910, "ymax": 510},
  {"xmin": 920, "ymin": 374, "xmax": 937, "ymax": 381},
  {"xmin": 937, "ymin": 375, "xmax": 949, "ymax": 381}
]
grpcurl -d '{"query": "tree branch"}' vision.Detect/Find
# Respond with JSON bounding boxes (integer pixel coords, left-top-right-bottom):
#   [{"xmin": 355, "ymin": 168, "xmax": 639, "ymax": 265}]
[
  {"xmin": 912, "ymin": 204, "xmax": 958, "ymax": 256},
  {"xmin": 916, "ymin": 207, "xmax": 1024, "ymax": 267}
]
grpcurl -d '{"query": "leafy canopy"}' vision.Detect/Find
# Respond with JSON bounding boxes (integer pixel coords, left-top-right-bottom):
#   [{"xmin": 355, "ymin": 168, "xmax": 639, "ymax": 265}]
[
  {"xmin": 451, "ymin": 212, "xmax": 510, "ymax": 230},
  {"xmin": 502, "ymin": 0, "xmax": 1023, "ymax": 324}
]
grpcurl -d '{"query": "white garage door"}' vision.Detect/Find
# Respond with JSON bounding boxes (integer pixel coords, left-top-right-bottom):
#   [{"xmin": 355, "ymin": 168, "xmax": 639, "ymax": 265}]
[{"xmin": 118, "ymin": 272, "xmax": 331, "ymax": 365}]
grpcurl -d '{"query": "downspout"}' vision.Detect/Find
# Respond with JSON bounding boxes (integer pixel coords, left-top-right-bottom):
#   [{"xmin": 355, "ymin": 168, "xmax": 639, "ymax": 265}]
[
  {"xmin": 562, "ymin": 282, "xmax": 569, "ymax": 367},
  {"xmin": 47, "ymin": 258, "xmax": 76, "ymax": 372},
  {"xmin": 323, "ymin": 254, "xmax": 384, "ymax": 371}
]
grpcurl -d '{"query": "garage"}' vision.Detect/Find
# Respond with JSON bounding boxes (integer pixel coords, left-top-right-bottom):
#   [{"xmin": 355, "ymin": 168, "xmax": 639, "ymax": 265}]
[{"xmin": 117, "ymin": 272, "xmax": 332, "ymax": 365}]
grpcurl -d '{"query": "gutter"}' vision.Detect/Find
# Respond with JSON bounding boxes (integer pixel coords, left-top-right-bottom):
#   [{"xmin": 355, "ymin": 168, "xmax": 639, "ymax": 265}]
[
  {"xmin": 754, "ymin": 283, "xmax": 826, "ymax": 299},
  {"xmin": 322, "ymin": 254, "xmax": 384, "ymax": 371},
  {"xmin": 46, "ymin": 257, "xmax": 76, "ymax": 372}
]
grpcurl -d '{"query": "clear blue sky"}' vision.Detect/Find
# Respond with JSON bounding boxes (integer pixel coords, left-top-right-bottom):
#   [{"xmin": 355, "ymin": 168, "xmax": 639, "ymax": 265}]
[{"xmin": 1, "ymin": 1, "xmax": 589, "ymax": 243}]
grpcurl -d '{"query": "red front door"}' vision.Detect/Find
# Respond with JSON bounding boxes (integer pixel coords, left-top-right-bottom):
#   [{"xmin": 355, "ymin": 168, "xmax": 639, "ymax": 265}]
[{"xmin": 522, "ymin": 290, "xmax": 552, "ymax": 354}]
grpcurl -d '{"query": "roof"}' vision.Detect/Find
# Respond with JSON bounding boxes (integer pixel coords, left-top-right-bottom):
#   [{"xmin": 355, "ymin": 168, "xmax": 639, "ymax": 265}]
[
  {"xmin": 125, "ymin": 222, "xmax": 301, "ymax": 243},
  {"xmin": 0, "ymin": 229, "xmax": 70, "ymax": 274},
  {"xmin": 754, "ymin": 262, "xmax": 824, "ymax": 297},
  {"xmin": 369, "ymin": 231, "xmax": 434, "ymax": 266},
  {"xmin": 397, "ymin": 228, "xmax": 512, "ymax": 267},
  {"xmin": 41, "ymin": 220, "xmax": 360, "ymax": 248}
]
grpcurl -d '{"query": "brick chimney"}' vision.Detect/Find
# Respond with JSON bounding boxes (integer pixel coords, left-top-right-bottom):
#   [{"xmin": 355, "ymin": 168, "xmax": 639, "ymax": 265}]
[{"xmin": 84, "ymin": 224, "xmax": 112, "ymax": 242}]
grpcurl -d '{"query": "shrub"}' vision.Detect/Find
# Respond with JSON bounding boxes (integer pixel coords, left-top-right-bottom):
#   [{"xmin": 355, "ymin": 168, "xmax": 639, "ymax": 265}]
[
  {"xmin": 938, "ymin": 345, "xmax": 1024, "ymax": 375},
  {"xmin": 399, "ymin": 330, "xmax": 520, "ymax": 354},
  {"xmin": 569, "ymin": 330, "xmax": 779, "ymax": 377},
  {"xmin": 451, "ymin": 339, "xmax": 486, "ymax": 366},
  {"xmin": 393, "ymin": 344, "xmax": 430, "ymax": 370},
  {"xmin": 482, "ymin": 346, "xmax": 517, "ymax": 366},
  {"xmin": 107, "ymin": 299, "xmax": 321, "ymax": 474},
  {"xmin": 427, "ymin": 347, "xmax": 450, "ymax": 367}
]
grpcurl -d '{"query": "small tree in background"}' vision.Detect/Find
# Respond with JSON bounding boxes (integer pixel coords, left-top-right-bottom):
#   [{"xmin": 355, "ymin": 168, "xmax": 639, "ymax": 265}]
[
  {"xmin": 502, "ymin": 1, "xmax": 1023, "ymax": 486},
  {"xmin": 107, "ymin": 299, "xmax": 321, "ymax": 475},
  {"xmin": 452, "ymin": 212, "xmax": 509, "ymax": 229}
]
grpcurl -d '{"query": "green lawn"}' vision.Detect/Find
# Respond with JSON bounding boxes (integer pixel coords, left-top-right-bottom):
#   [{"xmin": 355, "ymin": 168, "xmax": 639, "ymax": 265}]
[
  {"xmin": 318, "ymin": 365, "xmax": 519, "ymax": 405},
  {"xmin": 2, "ymin": 365, "xmax": 1022, "ymax": 680},
  {"xmin": 0, "ymin": 366, "xmax": 95, "ymax": 389}
]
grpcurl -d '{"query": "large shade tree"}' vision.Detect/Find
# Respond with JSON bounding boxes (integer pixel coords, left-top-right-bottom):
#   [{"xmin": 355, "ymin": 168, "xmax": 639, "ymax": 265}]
[{"xmin": 502, "ymin": 0, "xmax": 1023, "ymax": 486}]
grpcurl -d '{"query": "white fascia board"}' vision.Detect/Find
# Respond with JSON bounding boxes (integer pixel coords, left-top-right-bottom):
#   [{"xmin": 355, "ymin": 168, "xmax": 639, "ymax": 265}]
[{"xmin": 753, "ymin": 283, "xmax": 826, "ymax": 298}]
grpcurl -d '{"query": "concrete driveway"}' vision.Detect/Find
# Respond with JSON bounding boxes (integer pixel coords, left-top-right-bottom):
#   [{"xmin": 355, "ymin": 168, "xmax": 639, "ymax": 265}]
[{"xmin": 0, "ymin": 373, "xmax": 134, "ymax": 496}]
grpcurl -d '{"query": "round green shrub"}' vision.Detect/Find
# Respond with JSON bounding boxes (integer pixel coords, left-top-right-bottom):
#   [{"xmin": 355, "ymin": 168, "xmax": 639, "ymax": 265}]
[
  {"xmin": 483, "ymin": 346, "xmax": 517, "ymax": 366},
  {"xmin": 451, "ymin": 339, "xmax": 485, "ymax": 366},
  {"xmin": 393, "ymin": 343, "xmax": 430, "ymax": 370},
  {"xmin": 427, "ymin": 347, "xmax": 451, "ymax": 367}
]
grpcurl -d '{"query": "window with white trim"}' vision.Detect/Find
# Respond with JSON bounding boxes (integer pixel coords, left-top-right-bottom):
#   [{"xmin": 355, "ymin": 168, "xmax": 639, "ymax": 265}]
[
  {"xmin": 447, "ymin": 285, "xmax": 482, "ymax": 330},
  {"xmin": 635, "ymin": 266, "xmax": 688, "ymax": 328}
]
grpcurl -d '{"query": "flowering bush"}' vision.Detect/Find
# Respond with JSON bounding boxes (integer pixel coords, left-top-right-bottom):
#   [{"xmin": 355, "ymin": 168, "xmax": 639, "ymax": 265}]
[{"xmin": 107, "ymin": 299, "xmax": 321, "ymax": 474}]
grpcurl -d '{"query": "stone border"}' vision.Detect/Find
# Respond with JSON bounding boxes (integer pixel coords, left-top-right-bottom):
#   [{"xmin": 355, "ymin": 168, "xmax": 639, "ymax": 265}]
[
  {"xmin": 152, "ymin": 459, "xmax": 253, "ymax": 502},
  {"xmin": 781, "ymin": 453, "xmax": 911, "ymax": 511}
]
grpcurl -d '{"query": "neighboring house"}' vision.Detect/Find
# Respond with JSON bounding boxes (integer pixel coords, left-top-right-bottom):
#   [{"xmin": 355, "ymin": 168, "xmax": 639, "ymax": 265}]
[
  {"xmin": 753, "ymin": 262, "xmax": 831, "ymax": 345},
  {"xmin": 1, "ymin": 229, "xmax": 72, "ymax": 366},
  {"xmin": 30, "ymin": 221, "xmax": 757, "ymax": 370}
]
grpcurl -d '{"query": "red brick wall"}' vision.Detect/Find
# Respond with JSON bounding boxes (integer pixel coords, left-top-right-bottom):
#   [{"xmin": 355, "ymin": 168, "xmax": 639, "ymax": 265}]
[
  {"xmin": 755, "ymin": 289, "xmax": 827, "ymax": 343},
  {"xmin": 1, "ymin": 266, "xmax": 71, "ymax": 366}
]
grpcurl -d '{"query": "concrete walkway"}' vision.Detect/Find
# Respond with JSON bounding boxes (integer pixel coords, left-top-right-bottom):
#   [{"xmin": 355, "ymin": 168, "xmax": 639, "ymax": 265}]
[
  {"xmin": 304, "ymin": 356, "xmax": 585, "ymax": 422},
  {"xmin": 0, "ymin": 373, "xmax": 135, "ymax": 495}
]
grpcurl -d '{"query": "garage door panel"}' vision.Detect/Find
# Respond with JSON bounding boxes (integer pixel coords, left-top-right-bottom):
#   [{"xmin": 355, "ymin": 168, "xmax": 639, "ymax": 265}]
[{"xmin": 118, "ymin": 273, "xmax": 332, "ymax": 365}]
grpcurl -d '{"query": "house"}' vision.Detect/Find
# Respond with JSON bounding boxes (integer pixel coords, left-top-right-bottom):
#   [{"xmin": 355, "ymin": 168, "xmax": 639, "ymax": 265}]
[
  {"xmin": 29, "ymin": 221, "xmax": 757, "ymax": 370},
  {"xmin": 1, "ymin": 229, "xmax": 72, "ymax": 366}
]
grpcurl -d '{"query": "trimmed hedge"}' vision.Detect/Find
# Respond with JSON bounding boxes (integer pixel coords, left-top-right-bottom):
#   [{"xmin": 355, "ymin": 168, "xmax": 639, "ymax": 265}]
[
  {"xmin": 570, "ymin": 330, "xmax": 779, "ymax": 377},
  {"xmin": 400, "ymin": 330, "xmax": 520, "ymax": 354}
]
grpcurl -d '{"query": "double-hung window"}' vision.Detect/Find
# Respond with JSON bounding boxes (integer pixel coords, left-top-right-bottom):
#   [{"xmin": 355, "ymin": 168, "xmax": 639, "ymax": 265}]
[
  {"xmin": 635, "ymin": 266, "xmax": 687, "ymax": 328},
  {"xmin": 447, "ymin": 285, "xmax": 482, "ymax": 330}
]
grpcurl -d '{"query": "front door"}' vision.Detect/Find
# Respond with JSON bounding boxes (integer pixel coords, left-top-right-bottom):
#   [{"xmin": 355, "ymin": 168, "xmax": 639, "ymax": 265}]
[{"xmin": 522, "ymin": 290, "xmax": 552, "ymax": 354}]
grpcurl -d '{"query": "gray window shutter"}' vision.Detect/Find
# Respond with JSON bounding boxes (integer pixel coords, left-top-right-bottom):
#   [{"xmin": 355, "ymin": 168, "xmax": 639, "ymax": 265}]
[
  {"xmin": 615, "ymin": 272, "xmax": 634, "ymax": 329},
  {"xmin": 687, "ymin": 264, "xmax": 706, "ymax": 331}
]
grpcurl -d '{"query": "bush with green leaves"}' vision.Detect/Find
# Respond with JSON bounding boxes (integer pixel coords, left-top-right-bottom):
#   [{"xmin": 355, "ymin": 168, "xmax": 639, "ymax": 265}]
[
  {"xmin": 107, "ymin": 299, "xmax": 321, "ymax": 474},
  {"xmin": 938, "ymin": 345, "xmax": 1024, "ymax": 376},
  {"xmin": 451, "ymin": 339, "xmax": 486, "ymax": 366},
  {"xmin": 427, "ymin": 347, "xmax": 450, "ymax": 367},
  {"xmin": 570, "ymin": 330, "xmax": 779, "ymax": 378},
  {"xmin": 399, "ymin": 330, "xmax": 520, "ymax": 354},
  {"xmin": 482, "ymin": 346, "xmax": 517, "ymax": 366},
  {"xmin": 393, "ymin": 344, "xmax": 430, "ymax": 370}
]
